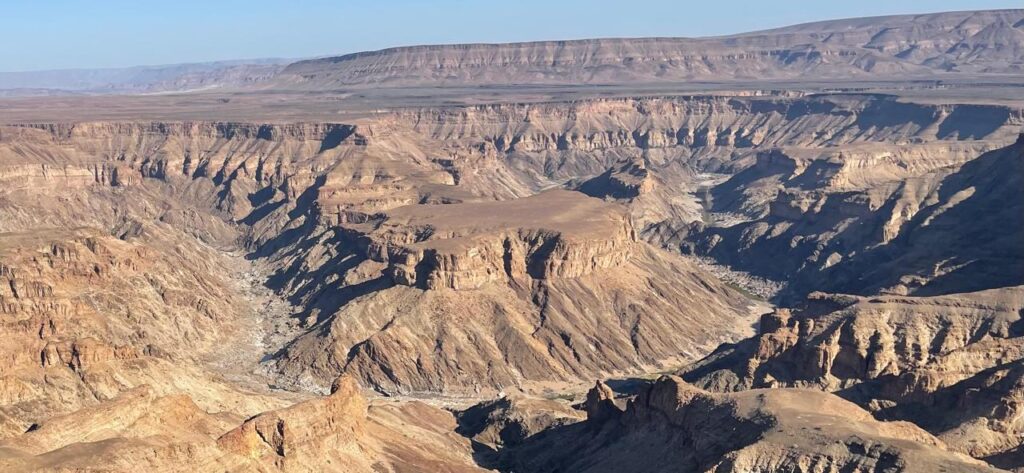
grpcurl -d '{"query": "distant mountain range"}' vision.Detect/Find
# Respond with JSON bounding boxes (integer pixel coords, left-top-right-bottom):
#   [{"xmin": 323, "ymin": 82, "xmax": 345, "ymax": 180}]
[
  {"xmin": 0, "ymin": 59, "xmax": 290, "ymax": 95},
  {"xmin": 278, "ymin": 9, "xmax": 1024, "ymax": 88},
  {"xmin": 2, "ymin": 9, "xmax": 1021, "ymax": 95}
]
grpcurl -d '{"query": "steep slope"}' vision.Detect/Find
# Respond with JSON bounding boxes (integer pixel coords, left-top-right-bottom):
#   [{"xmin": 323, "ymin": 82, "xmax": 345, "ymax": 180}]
[
  {"xmin": 1, "ymin": 92, "xmax": 1020, "ymax": 394},
  {"xmin": 686, "ymin": 134, "xmax": 1024, "ymax": 299},
  {"xmin": 371, "ymin": 95, "xmax": 1023, "ymax": 300},
  {"xmin": 497, "ymin": 376, "xmax": 993, "ymax": 472},
  {"xmin": 276, "ymin": 10, "xmax": 1024, "ymax": 88},
  {"xmin": 0, "ymin": 376, "xmax": 486, "ymax": 472},
  {"xmin": 0, "ymin": 229, "xmax": 281, "ymax": 432},
  {"xmin": 272, "ymin": 190, "xmax": 755, "ymax": 395},
  {"xmin": 0, "ymin": 80, "xmax": 1021, "ymax": 471},
  {"xmin": 682, "ymin": 287, "xmax": 1024, "ymax": 467},
  {"xmin": 0, "ymin": 118, "xmax": 758, "ymax": 398}
]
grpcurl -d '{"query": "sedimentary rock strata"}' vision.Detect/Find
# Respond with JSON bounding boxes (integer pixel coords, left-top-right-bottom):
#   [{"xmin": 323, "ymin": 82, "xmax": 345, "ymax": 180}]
[
  {"xmin": 0, "ymin": 228, "xmax": 280, "ymax": 431},
  {"xmin": 357, "ymin": 190, "xmax": 636, "ymax": 290},
  {"xmin": 0, "ymin": 10, "xmax": 1022, "ymax": 469},
  {"xmin": 273, "ymin": 239, "xmax": 755, "ymax": 395},
  {"xmin": 456, "ymin": 394, "xmax": 584, "ymax": 450},
  {"xmin": 497, "ymin": 376, "xmax": 992, "ymax": 472},
  {"xmin": 0, "ymin": 96, "xmax": 1019, "ymax": 468},
  {"xmin": 0, "ymin": 376, "xmax": 485, "ymax": 473},
  {"xmin": 0, "ymin": 117, "xmax": 760, "ymax": 397},
  {"xmin": 577, "ymin": 158, "xmax": 654, "ymax": 200},
  {"xmin": 686, "ymin": 136, "xmax": 1024, "ymax": 300},
  {"xmin": 683, "ymin": 287, "xmax": 1024, "ymax": 467},
  {"xmin": 276, "ymin": 10, "xmax": 1024, "ymax": 88}
]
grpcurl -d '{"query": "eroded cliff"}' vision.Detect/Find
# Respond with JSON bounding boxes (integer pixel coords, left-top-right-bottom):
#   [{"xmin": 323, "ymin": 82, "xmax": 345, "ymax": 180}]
[
  {"xmin": 276, "ymin": 10, "xmax": 1024, "ymax": 88},
  {"xmin": 496, "ymin": 376, "xmax": 992, "ymax": 472},
  {"xmin": 0, "ymin": 80, "xmax": 1021, "ymax": 471}
]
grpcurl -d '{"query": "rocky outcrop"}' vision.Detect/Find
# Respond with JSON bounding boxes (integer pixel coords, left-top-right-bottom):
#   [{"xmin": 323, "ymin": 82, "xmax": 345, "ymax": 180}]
[
  {"xmin": 0, "ymin": 62, "xmax": 1021, "ymax": 473},
  {"xmin": 457, "ymin": 394, "xmax": 584, "ymax": 450},
  {"xmin": 685, "ymin": 288, "xmax": 1024, "ymax": 392},
  {"xmin": 0, "ymin": 385, "xmax": 233, "ymax": 457},
  {"xmin": 577, "ymin": 159, "xmax": 654, "ymax": 200},
  {"xmin": 0, "ymin": 376, "xmax": 486, "ymax": 473},
  {"xmin": 0, "ymin": 117, "xmax": 759, "ymax": 398},
  {"xmin": 217, "ymin": 376, "xmax": 368, "ymax": 466},
  {"xmin": 358, "ymin": 190, "xmax": 636, "ymax": 290},
  {"xmin": 273, "ymin": 242, "xmax": 756, "ymax": 396},
  {"xmin": 3, "ymin": 98, "xmax": 1017, "ymax": 398},
  {"xmin": 498, "ymin": 376, "xmax": 992, "ymax": 472},
  {"xmin": 385, "ymin": 95, "xmax": 1023, "ymax": 242},
  {"xmin": 687, "ymin": 136, "xmax": 1024, "ymax": 300},
  {"xmin": 398, "ymin": 96, "xmax": 1023, "ymax": 163},
  {"xmin": 582, "ymin": 380, "xmax": 622, "ymax": 422},
  {"xmin": 876, "ymin": 362, "xmax": 1024, "ymax": 470},
  {"xmin": 682, "ymin": 286, "xmax": 1024, "ymax": 468},
  {"xmin": 0, "ymin": 224, "xmax": 277, "ymax": 435},
  {"xmin": 0, "ymin": 229, "xmax": 241, "ymax": 366}
]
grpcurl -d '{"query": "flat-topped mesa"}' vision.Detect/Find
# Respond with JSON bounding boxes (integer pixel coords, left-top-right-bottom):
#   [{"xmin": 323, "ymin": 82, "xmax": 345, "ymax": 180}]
[
  {"xmin": 13, "ymin": 121, "xmax": 358, "ymax": 143},
  {"xmin": 357, "ymin": 190, "xmax": 636, "ymax": 290},
  {"xmin": 275, "ymin": 10, "xmax": 1024, "ymax": 88},
  {"xmin": 314, "ymin": 156, "xmax": 466, "ymax": 225}
]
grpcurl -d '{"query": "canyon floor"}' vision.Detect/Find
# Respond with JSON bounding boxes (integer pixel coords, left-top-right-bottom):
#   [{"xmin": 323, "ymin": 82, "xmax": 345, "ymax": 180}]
[{"xmin": 1, "ymin": 8, "xmax": 1023, "ymax": 473}]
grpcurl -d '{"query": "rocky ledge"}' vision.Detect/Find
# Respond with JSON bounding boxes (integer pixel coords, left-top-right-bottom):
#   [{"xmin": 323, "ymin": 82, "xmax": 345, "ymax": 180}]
[
  {"xmin": 496, "ymin": 376, "xmax": 991, "ymax": 472},
  {"xmin": 352, "ymin": 190, "xmax": 636, "ymax": 290}
]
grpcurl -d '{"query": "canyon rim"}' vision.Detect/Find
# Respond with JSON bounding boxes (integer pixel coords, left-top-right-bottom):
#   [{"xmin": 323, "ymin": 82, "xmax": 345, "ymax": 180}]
[{"xmin": 0, "ymin": 6, "xmax": 1023, "ymax": 473}]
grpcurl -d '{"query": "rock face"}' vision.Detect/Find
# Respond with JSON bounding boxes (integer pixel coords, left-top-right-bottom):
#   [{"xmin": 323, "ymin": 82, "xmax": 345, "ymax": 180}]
[
  {"xmin": 497, "ymin": 376, "xmax": 992, "ymax": 472},
  {"xmin": 686, "ymin": 288, "xmax": 1024, "ymax": 392},
  {"xmin": 0, "ymin": 228, "xmax": 286, "ymax": 435},
  {"xmin": 683, "ymin": 287, "xmax": 1024, "ymax": 468},
  {"xmin": 0, "ymin": 93, "xmax": 1018, "ymax": 401},
  {"xmin": 274, "ymin": 233, "xmax": 755, "ymax": 395},
  {"xmin": 0, "ymin": 376, "xmax": 486, "ymax": 473},
  {"xmin": 577, "ymin": 159, "xmax": 654, "ymax": 200},
  {"xmin": 0, "ymin": 229, "xmax": 237, "ymax": 368},
  {"xmin": 456, "ymin": 395, "xmax": 583, "ymax": 450},
  {"xmin": 358, "ymin": 190, "xmax": 636, "ymax": 290},
  {"xmin": 0, "ymin": 117, "xmax": 759, "ymax": 397},
  {"xmin": 216, "ymin": 376, "xmax": 368, "ymax": 468},
  {"xmin": 687, "ymin": 136, "xmax": 1024, "ymax": 300},
  {"xmin": 0, "ymin": 17, "xmax": 1022, "ymax": 470},
  {"xmin": 276, "ymin": 10, "xmax": 1024, "ymax": 88}
]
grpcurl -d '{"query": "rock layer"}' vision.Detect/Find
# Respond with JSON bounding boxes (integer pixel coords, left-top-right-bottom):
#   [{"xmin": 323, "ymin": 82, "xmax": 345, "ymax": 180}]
[
  {"xmin": 683, "ymin": 286, "xmax": 1024, "ymax": 467},
  {"xmin": 0, "ymin": 43, "xmax": 1022, "ymax": 472},
  {"xmin": 358, "ymin": 190, "xmax": 636, "ymax": 290},
  {"xmin": 0, "ymin": 376, "xmax": 486, "ymax": 473},
  {"xmin": 497, "ymin": 376, "xmax": 992, "ymax": 472},
  {"xmin": 687, "ymin": 136, "xmax": 1024, "ymax": 299},
  {"xmin": 0, "ymin": 116, "xmax": 759, "ymax": 397},
  {"xmin": 277, "ymin": 10, "xmax": 1024, "ymax": 88}
]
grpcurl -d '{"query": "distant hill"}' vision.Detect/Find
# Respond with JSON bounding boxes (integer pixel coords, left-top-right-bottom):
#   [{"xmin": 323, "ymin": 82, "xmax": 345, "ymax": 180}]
[
  {"xmin": 275, "ymin": 9, "xmax": 1024, "ymax": 88},
  {"xmin": 3, "ymin": 9, "xmax": 1021, "ymax": 95},
  {"xmin": 0, "ymin": 59, "xmax": 290, "ymax": 95}
]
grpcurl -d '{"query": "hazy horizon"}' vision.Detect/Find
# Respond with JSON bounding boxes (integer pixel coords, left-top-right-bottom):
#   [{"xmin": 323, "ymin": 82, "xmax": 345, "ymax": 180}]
[{"xmin": 2, "ymin": 0, "xmax": 1021, "ymax": 73}]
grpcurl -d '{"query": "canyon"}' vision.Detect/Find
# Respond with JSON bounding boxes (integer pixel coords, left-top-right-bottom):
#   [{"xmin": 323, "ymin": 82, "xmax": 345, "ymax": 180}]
[{"xmin": 0, "ymin": 8, "xmax": 1022, "ymax": 473}]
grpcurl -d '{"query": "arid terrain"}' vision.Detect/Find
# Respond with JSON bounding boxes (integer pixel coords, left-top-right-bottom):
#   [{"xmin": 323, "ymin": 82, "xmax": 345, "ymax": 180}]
[{"xmin": 0, "ymin": 8, "xmax": 1022, "ymax": 472}]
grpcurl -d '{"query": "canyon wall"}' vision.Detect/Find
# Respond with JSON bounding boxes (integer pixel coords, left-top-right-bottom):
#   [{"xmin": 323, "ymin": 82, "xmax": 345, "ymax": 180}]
[{"xmin": 1, "ymin": 90, "xmax": 1020, "ymax": 397}]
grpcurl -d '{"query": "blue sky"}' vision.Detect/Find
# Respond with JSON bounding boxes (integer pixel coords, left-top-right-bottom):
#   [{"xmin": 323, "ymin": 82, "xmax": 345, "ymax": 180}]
[{"xmin": 2, "ymin": 0, "xmax": 1020, "ymax": 71}]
